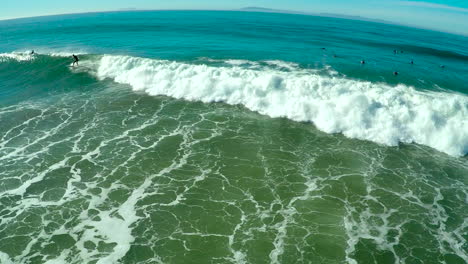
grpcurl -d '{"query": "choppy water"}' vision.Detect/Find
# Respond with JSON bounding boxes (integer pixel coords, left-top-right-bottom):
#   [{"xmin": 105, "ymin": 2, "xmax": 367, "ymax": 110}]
[{"xmin": 0, "ymin": 11, "xmax": 467, "ymax": 264}]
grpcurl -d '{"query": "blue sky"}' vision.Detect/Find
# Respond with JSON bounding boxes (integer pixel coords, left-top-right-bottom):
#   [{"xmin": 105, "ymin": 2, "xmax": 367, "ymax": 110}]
[{"xmin": 1, "ymin": 0, "xmax": 467, "ymax": 35}]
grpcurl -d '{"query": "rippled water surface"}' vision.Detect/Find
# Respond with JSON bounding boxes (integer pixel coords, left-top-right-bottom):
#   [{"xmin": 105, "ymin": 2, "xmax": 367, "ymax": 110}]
[{"xmin": 0, "ymin": 11, "xmax": 467, "ymax": 264}]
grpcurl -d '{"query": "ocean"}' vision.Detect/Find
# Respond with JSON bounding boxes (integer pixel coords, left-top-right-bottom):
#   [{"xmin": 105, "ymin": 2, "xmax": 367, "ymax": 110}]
[{"xmin": 0, "ymin": 10, "xmax": 467, "ymax": 264}]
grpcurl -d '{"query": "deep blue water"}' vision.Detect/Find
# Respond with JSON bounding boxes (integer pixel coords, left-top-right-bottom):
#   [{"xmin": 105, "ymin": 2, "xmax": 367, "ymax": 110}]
[{"xmin": 1, "ymin": 11, "xmax": 468, "ymax": 93}]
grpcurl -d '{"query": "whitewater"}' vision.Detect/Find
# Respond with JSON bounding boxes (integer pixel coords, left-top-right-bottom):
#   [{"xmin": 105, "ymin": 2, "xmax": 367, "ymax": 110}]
[
  {"xmin": 3, "ymin": 51, "xmax": 465, "ymax": 156},
  {"xmin": 71, "ymin": 54, "xmax": 466, "ymax": 157}
]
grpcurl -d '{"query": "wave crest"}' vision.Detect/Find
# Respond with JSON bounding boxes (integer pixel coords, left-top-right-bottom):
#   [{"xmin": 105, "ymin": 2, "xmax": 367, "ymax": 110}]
[
  {"xmin": 82, "ymin": 55, "xmax": 467, "ymax": 156},
  {"xmin": 0, "ymin": 52, "xmax": 35, "ymax": 62}
]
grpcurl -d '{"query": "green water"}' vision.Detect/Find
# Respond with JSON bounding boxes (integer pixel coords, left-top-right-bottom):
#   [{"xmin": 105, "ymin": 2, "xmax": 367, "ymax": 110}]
[{"xmin": 1, "ymin": 84, "xmax": 466, "ymax": 263}]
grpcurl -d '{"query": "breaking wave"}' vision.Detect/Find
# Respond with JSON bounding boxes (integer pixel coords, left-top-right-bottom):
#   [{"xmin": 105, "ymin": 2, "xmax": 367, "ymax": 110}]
[
  {"xmin": 83, "ymin": 55, "xmax": 468, "ymax": 157},
  {"xmin": 2, "ymin": 52, "xmax": 467, "ymax": 156}
]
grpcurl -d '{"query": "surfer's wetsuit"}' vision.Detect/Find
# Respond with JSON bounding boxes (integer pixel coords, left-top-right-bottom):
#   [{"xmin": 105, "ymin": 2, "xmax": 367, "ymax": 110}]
[{"xmin": 72, "ymin": 55, "xmax": 79, "ymax": 66}]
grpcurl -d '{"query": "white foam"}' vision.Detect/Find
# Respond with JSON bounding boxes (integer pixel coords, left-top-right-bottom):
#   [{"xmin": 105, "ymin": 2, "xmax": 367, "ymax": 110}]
[
  {"xmin": 47, "ymin": 51, "xmax": 89, "ymax": 57},
  {"xmin": 0, "ymin": 50, "xmax": 89, "ymax": 63},
  {"xmin": 84, "ymin": 55, "xmax": 467, "ymax": 157},
  {"xmin": 30, "ymin": 48, "xmax": 90, "ymax": 57},
  {"xmin": 0, "ymin": 252, "xmax": 13, "ymax": 264},
  {"xmin": 225, "ymin": 59, "xmax": 256, "ymax": 66},
  {"xmin": 264, "ymin": 60, "xmax": 299, "ymax": 70},
  {"xmin": 0, "ymin": 52, "xmax": 34, "ymax": 62},
  {"xmin": 198, "ymin": 57, "xmax": 257, "ymax": 66}
]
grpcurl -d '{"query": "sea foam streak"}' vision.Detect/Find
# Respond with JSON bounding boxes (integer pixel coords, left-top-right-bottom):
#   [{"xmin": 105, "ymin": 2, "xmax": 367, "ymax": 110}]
[{"xmin": 84, "ymin": 55, "xmax": 467, "ymax": 156}]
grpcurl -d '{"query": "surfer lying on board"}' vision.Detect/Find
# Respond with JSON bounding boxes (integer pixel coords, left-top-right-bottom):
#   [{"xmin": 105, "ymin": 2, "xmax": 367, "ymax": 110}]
[{"xmin": 72, "ymin": 54, "xmax": 79, "ymax": 66}]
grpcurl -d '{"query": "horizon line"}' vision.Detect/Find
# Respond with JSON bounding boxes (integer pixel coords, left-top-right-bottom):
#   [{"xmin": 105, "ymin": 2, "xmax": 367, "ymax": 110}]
[{"xmin": 0, "ymin": 8, "xmax": 466, "ymax": 37}]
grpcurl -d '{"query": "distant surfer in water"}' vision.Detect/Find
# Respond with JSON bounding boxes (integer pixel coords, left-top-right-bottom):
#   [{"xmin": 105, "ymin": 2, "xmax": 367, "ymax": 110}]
[
  {"xmin": 30, "ymin": 50, "xmax": 34, "ymax": 55},
  {"xmin": 410, "ymin": 59, "xmax": 414, "ymax": 64},
  {"xmin": 393, "ymin": 71, "xmax": 399, "ymax": 76},
  {"xmin": 72, "ymin": 54, "xmax": 79, "ymax": 66},
  {"xmin": 361, "ymin": 60, "xmax": 365, "ymax": 64}
]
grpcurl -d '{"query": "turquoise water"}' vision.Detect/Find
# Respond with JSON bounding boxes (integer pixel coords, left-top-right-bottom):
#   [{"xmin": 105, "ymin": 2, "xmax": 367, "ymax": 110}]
[{"xmin": 0, "ymin": 11, "xmax": 467, "ymax": 264}]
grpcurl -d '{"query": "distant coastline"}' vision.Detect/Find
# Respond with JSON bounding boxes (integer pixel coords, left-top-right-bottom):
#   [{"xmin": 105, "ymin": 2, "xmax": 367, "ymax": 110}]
[{"xmin": 238, "ymin": 7, "xmax": 405, "ymax": 27}]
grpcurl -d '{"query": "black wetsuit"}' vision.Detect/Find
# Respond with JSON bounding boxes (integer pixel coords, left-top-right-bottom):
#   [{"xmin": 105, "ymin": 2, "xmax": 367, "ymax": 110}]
[{"xmin": 72, "ymin": 55, "xmax": 79, "ymax": 66}]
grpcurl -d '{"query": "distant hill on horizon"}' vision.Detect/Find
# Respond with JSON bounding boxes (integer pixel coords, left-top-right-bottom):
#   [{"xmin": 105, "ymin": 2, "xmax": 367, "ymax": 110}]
[
  {"xmin": 239, "ymin": 7, "xmax": 306, "ymax": 14},
  {"xmin": 238, "ymin": 6, "xmax": 396, "ymax": 26}
]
